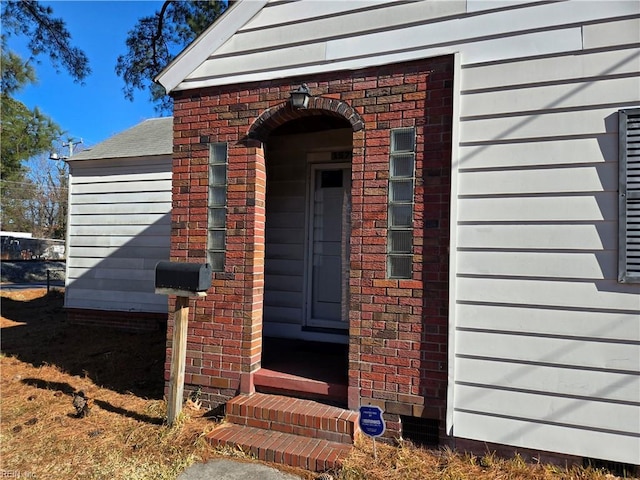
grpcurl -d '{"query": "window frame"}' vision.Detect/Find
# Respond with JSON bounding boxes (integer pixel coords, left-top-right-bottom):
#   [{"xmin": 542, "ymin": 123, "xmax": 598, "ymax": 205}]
[
  {"xmin": 387, "ymin": 127, "xmax": 416, "ymax": 279},
  {"xmin": 207, "ymin": 142, "xmax": 228, "ymax": 272}
]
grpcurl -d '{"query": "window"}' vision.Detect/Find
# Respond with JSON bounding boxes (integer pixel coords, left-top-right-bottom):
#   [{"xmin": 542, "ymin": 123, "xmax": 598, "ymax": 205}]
[
  {"xmin": 387, "ymin": 127, "xmax": 416, "ymax": 278},
  {"xmin": 208, "ymin": 143, "xmax": 227, "ymax": 271},
  {"xmin": 619, "ymin": 108, "xmax": 640, "ymax": 283}
]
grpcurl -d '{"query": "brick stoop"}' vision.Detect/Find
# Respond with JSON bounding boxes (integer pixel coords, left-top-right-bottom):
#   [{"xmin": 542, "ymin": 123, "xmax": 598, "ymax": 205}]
[{"xmin": 206, "ymin": 393, "xmax": 359, "ymax": 472}]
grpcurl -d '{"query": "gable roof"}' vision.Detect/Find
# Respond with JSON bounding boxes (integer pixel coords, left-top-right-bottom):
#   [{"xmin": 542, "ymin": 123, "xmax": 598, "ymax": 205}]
[
  {"xmin": 155, "ymin": 0, "xmax": 268, "ymax": 93},
  {"xmin": 69, "ymin": 117, "xmax": 173, "ymax": 161}
]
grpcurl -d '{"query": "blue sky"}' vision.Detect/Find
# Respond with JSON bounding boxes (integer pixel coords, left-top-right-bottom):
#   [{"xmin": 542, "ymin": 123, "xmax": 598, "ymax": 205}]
[{"xmin": 11, "ymin": 1, "xmax": 169, "ymax": 153}]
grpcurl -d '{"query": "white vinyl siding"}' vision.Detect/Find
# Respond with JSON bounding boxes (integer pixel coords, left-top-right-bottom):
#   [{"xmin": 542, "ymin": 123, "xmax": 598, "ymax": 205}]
[
  {"xmin": 162, "ymin": 0, "xmax": 640, "ymax": 465},
  {"xmin": 618, "ymin": 108, "xmax": 640, "ymax": 283},
  {"xmin": 456, "ymin": 30, "xmax": 640, "ymax": 462},
  {"xmin": 66, "ymin": 156, "xmax": 172, "ymax": 314},
  {"xmin": 175, "ymin": 1, "xmax": 638, "ymax": 90},
  {"xmin": 263, "ymin": 130, "xmax": 352, "ymax": 334},
  {"xmin": 263, "ymin": 145, "xmax": 307, "ymax": 327}
]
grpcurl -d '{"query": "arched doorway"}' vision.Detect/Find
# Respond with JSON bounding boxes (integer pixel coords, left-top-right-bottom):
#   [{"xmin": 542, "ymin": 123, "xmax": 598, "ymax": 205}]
[{"xmin": 248, "ymin": 104, "xmax": 362, "ymax": 405}]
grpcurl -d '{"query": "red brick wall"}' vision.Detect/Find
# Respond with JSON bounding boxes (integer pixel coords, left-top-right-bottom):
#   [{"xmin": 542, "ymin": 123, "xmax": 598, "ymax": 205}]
[
  {"xmin": 168, "ymin": 56, "xmax": 454, "ymax": 437},
  {"xmin": 66, "ymin": 308, "xmax": 165, "ymax": 332}
]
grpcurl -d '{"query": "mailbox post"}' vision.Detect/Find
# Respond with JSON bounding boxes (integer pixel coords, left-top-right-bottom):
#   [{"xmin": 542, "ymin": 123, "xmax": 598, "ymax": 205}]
[{"xmin": 155, "ymin": 261, "xmax": 212, "ymax": 425}]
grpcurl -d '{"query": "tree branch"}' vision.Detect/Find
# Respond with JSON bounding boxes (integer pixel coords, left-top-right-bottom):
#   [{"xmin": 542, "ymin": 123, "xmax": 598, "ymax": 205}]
[{"xmin": 152, "ymin": 1, "xmax": 173, "ymax": 72}]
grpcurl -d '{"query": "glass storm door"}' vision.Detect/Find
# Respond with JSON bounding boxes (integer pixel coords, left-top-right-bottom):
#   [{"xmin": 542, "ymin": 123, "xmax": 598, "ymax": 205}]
[{"xmin": 306, "ymin": 164, "xmax": 350, "ymax": 331}]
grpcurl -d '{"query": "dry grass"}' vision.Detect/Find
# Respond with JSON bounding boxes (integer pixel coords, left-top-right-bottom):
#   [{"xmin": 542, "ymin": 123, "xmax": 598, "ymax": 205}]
[
  {"xmin": 0, "ymin": 289, "xmax": 217, "ymax": 479},
  {"xmin": 1, "ymin": 289, "xmax": 636, "ymax": 480},
  {"xmin": 339, "ymin": 437, "xmax": 635, "ymax": 480}
]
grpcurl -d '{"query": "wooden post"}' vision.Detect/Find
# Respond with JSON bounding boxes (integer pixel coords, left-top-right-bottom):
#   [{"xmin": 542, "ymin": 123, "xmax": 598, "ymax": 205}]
[
  {"xmin": 154, "ymin": 261, "xmax": 210, "ymax": 426},
  {"xmin": 167, "ymin": 296, "xmax": 190, "ymax": 425}
]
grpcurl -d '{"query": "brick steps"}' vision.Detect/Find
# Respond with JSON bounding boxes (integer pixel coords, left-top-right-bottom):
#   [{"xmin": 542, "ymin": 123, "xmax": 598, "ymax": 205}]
[
  {"xmin": 207, "ymin": 424, "xmax": 352, "ymax": 471},
  {"xmin": 206, "ymin": 393, "xmax": 359, "ymax": 472}
]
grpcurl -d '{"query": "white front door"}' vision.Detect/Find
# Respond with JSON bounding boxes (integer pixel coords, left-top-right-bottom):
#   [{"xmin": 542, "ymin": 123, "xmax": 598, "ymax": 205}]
[{"xmin": 306, "ymin": 163, "xmax": 350, "ymax": 331}]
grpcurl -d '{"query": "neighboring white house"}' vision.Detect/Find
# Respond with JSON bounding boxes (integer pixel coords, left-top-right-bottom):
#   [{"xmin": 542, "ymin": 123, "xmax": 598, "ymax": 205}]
[
  {"xmin": 154, "ymin": 0, "xmax": 640, "ymax": 468},
  {"xmin": 64, "ymin": 117, "xmax": 173, "ymax": 330}
]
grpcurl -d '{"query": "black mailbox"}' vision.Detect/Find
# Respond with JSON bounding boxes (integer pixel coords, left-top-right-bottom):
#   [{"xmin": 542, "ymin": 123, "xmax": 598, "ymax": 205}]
[{"xmin": 155, "ymin": 261, "xmax": 212, "ymax": 293}]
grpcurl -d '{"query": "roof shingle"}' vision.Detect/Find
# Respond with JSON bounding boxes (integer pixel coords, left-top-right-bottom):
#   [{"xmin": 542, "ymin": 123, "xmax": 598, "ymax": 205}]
[{"xmin": 69, "ymin": 117, "xmax": 173, "ymax": 161}]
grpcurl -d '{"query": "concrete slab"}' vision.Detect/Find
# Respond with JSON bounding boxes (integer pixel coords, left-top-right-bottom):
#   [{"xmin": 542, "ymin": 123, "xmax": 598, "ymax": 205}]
[{"xmin": 178, "ymin": 459, "xmax": 304, "ymax": 480}]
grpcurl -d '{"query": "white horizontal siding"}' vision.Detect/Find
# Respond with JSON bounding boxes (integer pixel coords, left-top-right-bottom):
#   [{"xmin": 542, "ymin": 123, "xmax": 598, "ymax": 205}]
[
  {"xmin": 263, "ymin": 136, "xmax": 307, "ymax": 327},
  {"xmin": 67, "ymin": 266, "xmax": 155, "ymax": 282},
  {"xmin": 66, "ymin": 256, "xmax": 160, "ymax": 271},
  {"xmin": 459, "ymin": 164, "xmax": 617, "ymax": 195},
  {"xmin": 466, "ymin": 0, "xmax": 548, "ymax": 13},
  {"xmin": 70, "ymin": 203, "xmax": 171, "ymax": 215},
  {"xmin": 185, "ymin": 28, "xmax": 584, "ymax": 89},
  {"xmin": 456, "ymin": 330, "xmax": 639, "ymax": 372},
  {"xmin": 455, "ymin": 357, "xmax": 640, "ymax": 403},
  {"xmin": 69, "ymin": 212, "xmax": 170, "ymax": 226},
  {"xmin": 449, "ymin": 9, "xmax": 639, "ymax": 463},
  {"xmin": 453, "ymin": 411, "xmax": 639, "ymax": 466},
  {"xmin": 454, "ymin": 384, "xmax": 638, "ymax": 435},
  {"xmin": 242, "ymin": 0, "xmax": 452, "ymax": 31},
  {"xmin": 456, "ymin": 277, "xmax": 639, "ymax": 312},
  {"xmin": 69, "ymin": 164, "xmax": 171, "ymax": 178},
  {"xmin": 225, "ymin": 1, "xmax": 466, "ymax": 53},
  {"xmin": 165, "ymin": 0, "xmax": 640, "ymax": 465},
  {"xmin": 458, "ymin": 194, "xmax": 617, "ymax": 222},
  {"xmin": 181, "ymin": 1, "xmax": 638, "ymax": 89},
  {"xmin": 455, "ymin": 303, "xmax": 638, "ymax": 344},
  {"xmin": 71, "ymin": 223, "xmax": 170, "ymax": 237},
  {"xmin": 460, "ymin": 107, "xmax": 622, "ymax": 143},
  {"xmin": 457, "ymin": 223, "xmax": 617, "ymax": 250},
  {"xmin": 462, "ymin": 77, "xmax": 639, "ymax": 117},
  {"xmin": 68, "ymin": 245, "xmax": 169, "ymax": 259},
  {"xmin": 583, "ymin": 16, "xmax": 640, "ymax": 49},
  {"xmin": 456, "ymin": 251, "xmax": 617, "ymax": 279},
  {"xmin": 324, "ymin": 25, "xmax": 582, "ymax": 65},
  {"xmin": 68, "ymin": 235, "xmax": 169, "ymax": 248},
  {"xmin": 66, "ymin": 156, "xmax": 171, "ymax": 314},
  {"xmin": 72, "ymin": 191, "xmax": 169, "ymax": 205},
  {"xmin": 457, "ymin": 135, "xmax": 617, "ymax": 169},
  {"xmin": 461, "ymin": 47, "xmax": 639, "ymax": 91},
  {"xmin": 71, "ymin": 179, "xmax": 172, "ymax": 194}
]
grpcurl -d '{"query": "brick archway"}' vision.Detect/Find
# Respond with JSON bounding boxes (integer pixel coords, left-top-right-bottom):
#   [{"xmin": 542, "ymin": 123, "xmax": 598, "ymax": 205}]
[
  {"xmin": 169, "ymin": 57, "xmax": 454, "ymax": 433},
  {"xmin": 247, "ymin": 96, "xmax": 364, "ymax": 142}
]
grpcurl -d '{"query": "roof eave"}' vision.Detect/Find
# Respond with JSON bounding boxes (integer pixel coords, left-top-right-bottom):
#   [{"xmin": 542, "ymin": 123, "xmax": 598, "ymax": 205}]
[{"xmin": 155, "ymin": 0, "xmax": 268, "ymax": 94}]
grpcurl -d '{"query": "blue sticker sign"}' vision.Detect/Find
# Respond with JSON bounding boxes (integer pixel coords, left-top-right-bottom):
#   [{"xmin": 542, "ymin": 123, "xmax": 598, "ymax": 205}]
[{"xmin": 359, "ymin": 405, "xmax": 386, "ymax": 438}]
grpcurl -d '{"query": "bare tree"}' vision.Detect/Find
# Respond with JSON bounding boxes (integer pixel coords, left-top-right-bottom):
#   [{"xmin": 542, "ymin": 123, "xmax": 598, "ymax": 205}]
[{"xmin": 1, "ymin": 155, "xmax": 69, "ymax": 239}]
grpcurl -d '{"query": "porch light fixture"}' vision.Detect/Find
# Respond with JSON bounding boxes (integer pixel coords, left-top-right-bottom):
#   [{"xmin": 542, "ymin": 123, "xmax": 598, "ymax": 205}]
[{"xmin": 290, "ymin": 83, "xmax": 311, "ymax": 109}]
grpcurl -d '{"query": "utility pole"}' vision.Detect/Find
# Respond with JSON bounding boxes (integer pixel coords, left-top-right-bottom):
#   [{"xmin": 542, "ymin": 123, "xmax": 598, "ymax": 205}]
[
  {"xmin": 63, "ymin": 138, "xmax": 83, "ymax": 157},
  {"xmin": 49, "ymin": 138, "xmax": 83, "ymax": 161}
]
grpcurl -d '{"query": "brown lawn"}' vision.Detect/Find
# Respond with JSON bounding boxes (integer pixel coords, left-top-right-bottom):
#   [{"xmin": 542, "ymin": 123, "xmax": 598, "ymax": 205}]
[{"xmin": 0, "ymin": 289, "xmax": 635, "ymax": 480}]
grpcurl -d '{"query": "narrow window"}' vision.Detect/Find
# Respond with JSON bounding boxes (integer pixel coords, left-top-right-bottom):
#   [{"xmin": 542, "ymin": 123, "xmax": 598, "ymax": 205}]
[
  {"xmin": 619, "ymin": 108, "xmax": 640, "ymax": 283},
  {"xmin": 388, "ymin": 127, "xmax": 416, "ymax": 278},
  {"xmin": 208, "ymin": 143, "xmax": 227, "ymax": 271}
]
